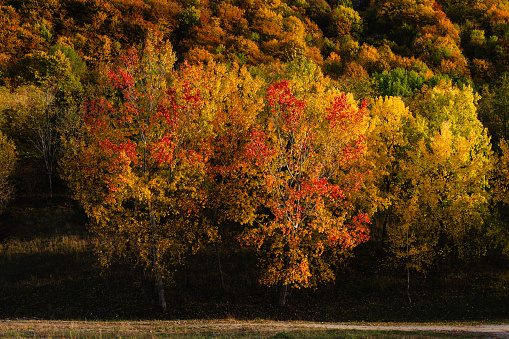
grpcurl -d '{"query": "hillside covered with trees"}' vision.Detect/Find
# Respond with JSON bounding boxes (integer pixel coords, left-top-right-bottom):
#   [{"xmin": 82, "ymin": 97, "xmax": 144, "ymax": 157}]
[{"xmin": 1, "ymin": 0, "xmax": 509, "ymax": 319}]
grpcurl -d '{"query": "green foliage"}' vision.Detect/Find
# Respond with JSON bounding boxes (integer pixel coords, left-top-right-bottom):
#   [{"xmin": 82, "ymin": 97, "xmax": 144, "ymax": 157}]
[
  {"xmin": 38, "ymin": 21, "xmax": 53, "ymax": 42},
  {"xmin": 411, "ymin": 82, "xmax": 484, "ymax": 137},
  {"xmin": 0, "ymin": 85, "xmax": 81, "ymax": 196},
  {"xmin": 373, "ymin": 68, "xmax": 473, "ymax": 97},
  {"xmin": 17, "ymin": 51, "xmax": 68, "ymax": 86},
  {"xmin": 374, "ymin": 68, "xmax": 428, "ymax": 97},
  {"xmin": 179, "ymin": 6, "xmax": 201, "ymax": 32},
  {"xmin": 49, "ymin": 44, "xmax": 87, "ymax": 80},
  {"xmin": 16, "ymin": 50, "xmax": 84, "ymax": 106},
  {"xmin": 337, "ymin": 0, "xmax": 353, "ymax": 7},
  {"xmin": 250, "ymin": 32, "xmax": 261, "ymax": 42},
  {"xmin": 479, "ymin": 73, "xmax": 509, "ymax": 144}
]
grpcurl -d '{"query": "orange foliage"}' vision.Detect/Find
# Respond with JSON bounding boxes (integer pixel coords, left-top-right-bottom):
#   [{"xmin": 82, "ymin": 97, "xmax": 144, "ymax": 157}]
[
  {"xmin": 305, "ymin": 46, "xmax": 324, "ymax": 67},
  {"xmin": 342, "ymin": 61, "xmax": 368, "ymax": 78},
  {"xmin": 217, "ymin": 3, "xmax": 248, "ymax": 35},
  {"xmin": 185, "ymin": 46, "xmax": 215, "ymax": 64}
]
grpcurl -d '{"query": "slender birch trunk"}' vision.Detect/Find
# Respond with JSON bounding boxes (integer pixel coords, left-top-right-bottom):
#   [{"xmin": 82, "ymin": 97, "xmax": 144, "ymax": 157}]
[{"xmin": 149, "ymin": 204, "xmax": 167, "ymax": 312}]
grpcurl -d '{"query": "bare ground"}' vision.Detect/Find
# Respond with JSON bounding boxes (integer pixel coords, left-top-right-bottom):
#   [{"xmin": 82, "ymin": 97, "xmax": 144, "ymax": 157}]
[{"xmin": 1, "ymin": 320, "xmax": 508, "ymax": 338}]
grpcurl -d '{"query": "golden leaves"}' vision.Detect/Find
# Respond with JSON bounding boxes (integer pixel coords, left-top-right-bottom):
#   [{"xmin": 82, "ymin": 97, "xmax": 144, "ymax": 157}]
[{"xmin": 367, "ymin": 81, "xmax": 493, "ymax": 272}]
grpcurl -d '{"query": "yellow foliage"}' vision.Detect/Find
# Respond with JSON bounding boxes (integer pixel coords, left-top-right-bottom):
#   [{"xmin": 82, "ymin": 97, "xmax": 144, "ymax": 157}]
[
  {"xmin": 284, "ymin": 15, "xmax": 307, "ymax": 43},
  {"xmin": 185, "ymin": 46, "xmax": 215, "ymax": 64},
  {"xmin": 252, "ymin": 6, "xmax": 284, "ymax": 40},
  {"xmin": 0, "ymin": 130, "xmax": 16, "ymax": 211},
  {"xmin": 378, "ymin": 83, "xmax": 492, "ymax": 270}
]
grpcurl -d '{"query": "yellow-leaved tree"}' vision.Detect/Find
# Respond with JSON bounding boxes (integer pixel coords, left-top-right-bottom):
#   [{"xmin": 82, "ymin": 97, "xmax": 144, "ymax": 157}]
[
  {"xmin": 367, "ymin": 82, "xmax": 493, "ymax": 302},
  {"xmin": 201, "ymin": 63, "xmax": 265, "ymax": 291},
  {"xmin": 363, "ymin": 96, "xmax": 419, "ymax": 245},
  {"xmin": 61, "ymin": 34, "xmax": 219, "ymax": 312}
]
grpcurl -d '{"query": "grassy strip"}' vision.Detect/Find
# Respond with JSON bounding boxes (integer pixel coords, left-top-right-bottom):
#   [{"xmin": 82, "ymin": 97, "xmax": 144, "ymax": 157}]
[{"xmin": 0, "ymin": 320, "xmax": 486, "ymax": 339}]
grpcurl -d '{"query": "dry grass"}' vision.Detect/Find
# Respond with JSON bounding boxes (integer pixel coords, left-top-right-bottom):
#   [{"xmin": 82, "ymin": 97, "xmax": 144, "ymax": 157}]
[
  {"xmin": 0, "ymin": 320, "xmax": 489, "ymax": 339},
  {"xmin": 0, "ymin": 235, "xmax": 90, "ymax": 289},
  {"xmin": 0, "ymin": 235, "xmax": 88, "ymax": 258}
]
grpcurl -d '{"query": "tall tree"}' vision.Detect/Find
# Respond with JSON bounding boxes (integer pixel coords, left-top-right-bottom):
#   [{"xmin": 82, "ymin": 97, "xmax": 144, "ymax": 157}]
[
  {"xmin": 200, "ymin": 62, "xmax": 265, "ymax": 291},
  {"xmin": 62, "ymin": 34, "xmax": 217, "ymax": 311},
  {"xmin": 242, "ymin": 62, "xmax": 371, "ymax": 307},
  {"xmin": 366, "ymin": 84, "xmax": 492, "ymax": 300},
  {"xmin": 0, "ymin": 45, "xmax": 84, "ymax": 198},
  {"xmin": 1, "ymin": 86, "xmax": 64, "ymax": 197},
  {"xmin": 364, "ymin": 95, "xmax": 419, "ymax": 245},
  {"xmin": 376, "ymin": 83, "xmax": 492, "ymax": 290}
]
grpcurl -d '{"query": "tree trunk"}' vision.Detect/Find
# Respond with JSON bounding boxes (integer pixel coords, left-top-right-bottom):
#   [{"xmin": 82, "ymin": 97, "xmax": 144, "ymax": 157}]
[
  {"xmin": 182, "ymin": 243, "xmax": 191, "ymax": 289},
  {"xmin": 184, "ymin": 255, "xmax": 189, "ymax": 289},
  {"xmin": 215, "ymin": 244, "xmax": 226, "ymax": 293},
  {"xmin": 149, "ymin": 203, "xmax": 167, "ymax": 312},
  {"xmin": 48, "ymin": 172, "xmax": 53, "ymax": 198},
  {"xmin": 406, "ymin": 228, "xmax": 412, "ymax": 304},
  {"xmin": 156, "ymin": 273, "xmax": 167, "ymax": 312},
  {"xmin": 278, "ymin": 282, "xmax": 289, "ymax": 308},
  {"xmin": 381, "ymin": 213, "xmax": 387, "ymax": 245},
  {"xmin": 278, "ymin": 256, "xmax": 290, "ymax": 308}
]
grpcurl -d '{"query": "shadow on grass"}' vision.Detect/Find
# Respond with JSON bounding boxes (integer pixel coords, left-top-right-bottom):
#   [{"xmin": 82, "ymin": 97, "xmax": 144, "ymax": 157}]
[
  {"xmin": 0, "ymin": 202, "xmax": 508, "ymax": 322},
  {"xmin": 1, "ymin": 233, "xmax": 509, "ymax": 322},
  {"xmin": 0, "ymin": 236, "xmax": 159, "ymax": 320}
]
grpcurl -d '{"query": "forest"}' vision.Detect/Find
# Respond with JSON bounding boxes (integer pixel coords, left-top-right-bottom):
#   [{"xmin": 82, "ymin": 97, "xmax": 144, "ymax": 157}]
[{"xmin": 0, "ymin": 0, "xmax": 509, "ymax": 320}]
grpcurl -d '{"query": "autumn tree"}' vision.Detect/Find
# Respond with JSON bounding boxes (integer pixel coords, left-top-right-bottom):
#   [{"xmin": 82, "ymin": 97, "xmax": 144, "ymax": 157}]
[
  {"xmin": 478, "ymin": 73, "xmax": 509, "ymax": 146},
  {"xmin": 242, "ymin": 60, "xmax": 371, "ymax": 307},
  {"xmin": 62, "ymin": 34, "xmax": 267, "ymax": 310},
  {"xmin": 364, "ymin": 96, "xmax": 419, "ymax": 246},
  {"xmin": 16, "ymin": 48, "xmax": 84, "ymax": 104},
  {"xmin": 364, "ymin": 0, "xmax": 466, "ymax": 77},
  {"xmin": 63, "ymin": 35, "xmax": 197, "ymax": 311},
  {"xmin": 0, "ymin": 85, "xmax": 80, "ymax": 197},
  {"xmin": 365, "ymin": 84, "xmax": 492, "ymax": 300},
  {"xmin": 0, "ymin": 42, "xmax": 86, "ymax": 197},
  {"xmin": 367, "ymin": 83, "xmax": 491, "ymax": 297},
  {"xmin": 0, "ymin": 130, "xmax": 16, "ymax": 212},
  {"xmin": 327, "ymin": 5, "xmax": 363, "ymax": 39},
  {"xmin": 388, "ymin": 117, "xmax": 492, "ymax": 289},
  {"xmin": 200, "ymin": 63, "xmax": 265, "ymax": 291},
  {"xmin": 373, "ymin": 67, "xmax": 458, "ymax": 97}
]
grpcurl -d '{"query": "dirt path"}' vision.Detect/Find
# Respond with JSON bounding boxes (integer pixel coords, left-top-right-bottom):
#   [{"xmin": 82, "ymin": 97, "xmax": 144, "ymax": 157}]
[
  {"xmin": 294, "ymin": 323, "xmax": 509, "ymax": 338},
  {"xmin": 1, "ymin": 319, "xmax": 508, "ymax": 338}
]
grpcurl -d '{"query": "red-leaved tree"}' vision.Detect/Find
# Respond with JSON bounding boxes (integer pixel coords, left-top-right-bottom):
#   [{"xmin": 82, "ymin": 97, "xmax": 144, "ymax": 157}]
[{"xmin": 242, "ymin": 79, "xmax": 371, "ymax": 307}]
